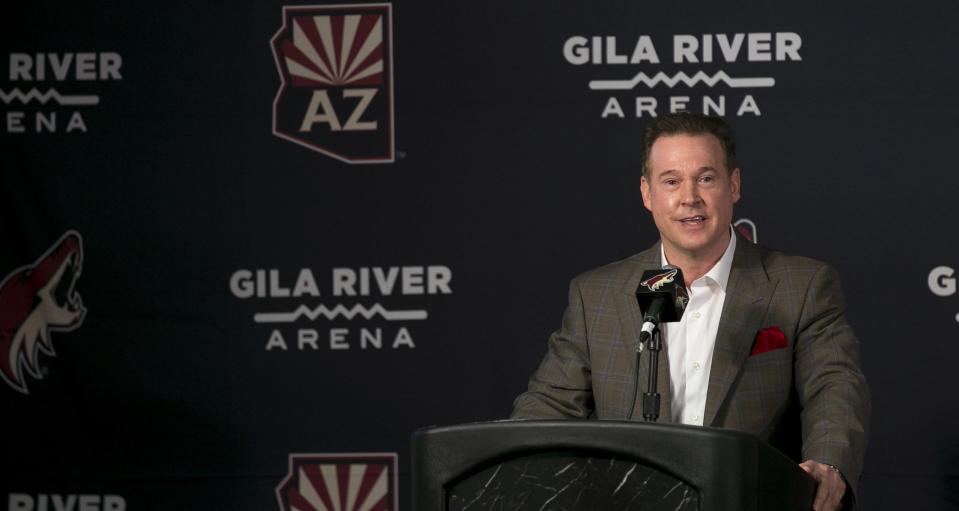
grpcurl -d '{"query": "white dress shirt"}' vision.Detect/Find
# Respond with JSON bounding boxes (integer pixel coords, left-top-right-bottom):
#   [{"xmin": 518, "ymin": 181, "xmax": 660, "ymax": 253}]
[{"xmin": 660, "ymin": 227, "xmax": 737, "ymax": 425}]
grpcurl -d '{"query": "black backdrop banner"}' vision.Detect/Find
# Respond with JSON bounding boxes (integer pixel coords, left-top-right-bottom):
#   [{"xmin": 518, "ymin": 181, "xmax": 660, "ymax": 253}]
[{"xmin": 2, "ymin": 1, "xmax": 958, "ymax": 510}]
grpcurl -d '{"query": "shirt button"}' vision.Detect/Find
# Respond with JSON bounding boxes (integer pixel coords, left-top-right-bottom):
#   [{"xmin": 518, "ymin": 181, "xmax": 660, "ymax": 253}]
[
  {"xmin": 690, "ymin": 414, "xmax": 700, "ymax": 421},
  {"xmin": 693, "ymin": 362, "xmax": 701, "ymax": 370},
  {"xmin": 692, "ymin": 312, "xmax": 701, "ymax": 319}
]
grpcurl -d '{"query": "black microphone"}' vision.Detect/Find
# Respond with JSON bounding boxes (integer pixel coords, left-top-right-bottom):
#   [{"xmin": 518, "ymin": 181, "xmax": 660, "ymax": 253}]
[{"xmin": 635, "ymin": 265, "xmax": 689, "ymax": 345}]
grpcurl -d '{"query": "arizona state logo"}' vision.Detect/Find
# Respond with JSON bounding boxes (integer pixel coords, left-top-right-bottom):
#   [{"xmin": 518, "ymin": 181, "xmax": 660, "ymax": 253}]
[
  {"xmin": 640, "ymin": 268, "xmax": 678, "ymax": 291},
  {"xmin": 0, "ymin": 230, "xmax": 85, "ymax": 394},
  {"xmin": 271, "ymin": 4, "xmax": 395, "ymax": 164},
  {"xmin": 276, "ymin": 453, "xmax": 397, "ymax": 511}
]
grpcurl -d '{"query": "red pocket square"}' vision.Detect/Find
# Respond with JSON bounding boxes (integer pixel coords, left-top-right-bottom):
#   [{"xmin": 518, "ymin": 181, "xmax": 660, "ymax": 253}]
[{"xmin": 751, "ymin": 326, "xmax": 788, "ymax": 356}]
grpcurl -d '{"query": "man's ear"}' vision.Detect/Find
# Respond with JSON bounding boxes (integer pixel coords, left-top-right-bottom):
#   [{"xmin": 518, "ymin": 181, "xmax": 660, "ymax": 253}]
[{"xmin": 640, "ymin": 175, "xmax": 653, "ymax": 211}]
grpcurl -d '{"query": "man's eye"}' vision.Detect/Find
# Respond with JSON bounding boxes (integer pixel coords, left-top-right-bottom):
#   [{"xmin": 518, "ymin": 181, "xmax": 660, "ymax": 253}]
[
  {"xmin": 700, "ymin": 175, "xmax": 714, "ymax": 183},
  {"xmin": 665, "ymin": 179, "xmax": 678, "ymax": 186}
]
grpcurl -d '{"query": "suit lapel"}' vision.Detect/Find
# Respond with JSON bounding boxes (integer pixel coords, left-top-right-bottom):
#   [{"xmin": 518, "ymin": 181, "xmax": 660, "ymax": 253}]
[
  {"xmin": 704, "ymin": 238, "xmax": 778, "ymax": 427},
  {"xmin": 613, "ymin": 243, "xmax": 674, "ymax": 423}
]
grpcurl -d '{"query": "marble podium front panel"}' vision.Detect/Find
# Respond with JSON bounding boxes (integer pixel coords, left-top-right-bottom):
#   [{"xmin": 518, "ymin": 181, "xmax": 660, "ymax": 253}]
[{"xmin": 447, "ymin": 452, "xmax": 699, "ymax": 510}]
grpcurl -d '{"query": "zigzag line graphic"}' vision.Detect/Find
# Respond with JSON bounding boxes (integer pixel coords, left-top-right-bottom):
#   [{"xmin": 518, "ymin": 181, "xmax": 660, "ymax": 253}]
[
  {"xmin": 253, "ymin": 303, "xmax": 428, "ymax": 323},
  {"xmin": 0, "ymin": 88, "xmax": 99, "ymax": 106},
  {"xmin": 589, "ymin": 71, "xmax": 775, "ymax": 91}
]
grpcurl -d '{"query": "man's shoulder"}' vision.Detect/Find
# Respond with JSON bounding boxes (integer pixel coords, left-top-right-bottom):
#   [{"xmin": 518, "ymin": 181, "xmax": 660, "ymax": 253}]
[
  {"xmin": 571, "ymin": 246, "xmax": 659, "ymax": 290},
  {"xmin": 567, "ymin": 238, "xmax": 842, "ymax": 289},
  {"xmin": 744, "ymin": 241, "xmax": 838, "ymax": 280}
]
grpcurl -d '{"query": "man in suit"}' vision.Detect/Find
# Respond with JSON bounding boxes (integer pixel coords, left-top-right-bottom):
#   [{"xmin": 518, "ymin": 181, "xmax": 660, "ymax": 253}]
[{"xmin": 511, "ymin": 113, "xmax": 870, "ymax": 511}]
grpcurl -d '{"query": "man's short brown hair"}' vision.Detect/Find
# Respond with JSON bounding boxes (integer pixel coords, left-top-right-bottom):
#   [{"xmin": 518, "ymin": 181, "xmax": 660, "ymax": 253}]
[{"xmin": 641, "ymin": 112, "xmax": 737, "ymax": 178}]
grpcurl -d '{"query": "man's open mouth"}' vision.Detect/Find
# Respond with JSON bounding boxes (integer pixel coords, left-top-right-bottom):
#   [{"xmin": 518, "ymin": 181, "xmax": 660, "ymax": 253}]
[{"xmin": 680, "ymin": 216, "xmax": 707, "ymax": 225}]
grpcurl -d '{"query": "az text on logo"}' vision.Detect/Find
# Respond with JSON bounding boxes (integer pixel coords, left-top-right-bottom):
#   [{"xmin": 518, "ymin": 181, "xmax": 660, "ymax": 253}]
[
  {"xmin": 3, "ymin": 52, "xmax": 122, "ymax": 134},
  {"xmin": 271, "ymin": 4, "xmax": 395, "ymax": 164},
  {"xmin": 0, "ymin": 231, "xmax": 85, "ymax": 394},
  {"xmin": 562, "ymin": 32, "xmax": 802, "ymax": 118},
  {"xmin": 276, "ymin": 453, "xmax": 398, "ymax": 511}
]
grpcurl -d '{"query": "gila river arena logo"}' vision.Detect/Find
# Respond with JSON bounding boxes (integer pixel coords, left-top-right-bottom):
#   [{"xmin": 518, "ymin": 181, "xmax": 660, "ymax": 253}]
[
  {"xmin": 229, "ymin": 265, "xmax": 453, "ymax": 352},
  {"xmin": 562, "ymin": 31, "xmax": 804, "ymax": 118}
]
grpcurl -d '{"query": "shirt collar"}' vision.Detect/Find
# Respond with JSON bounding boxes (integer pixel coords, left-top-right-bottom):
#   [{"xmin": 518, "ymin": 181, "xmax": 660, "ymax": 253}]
[{"xmin": 659, "ymin": 225, "xmax": 737, "ymax": 291}]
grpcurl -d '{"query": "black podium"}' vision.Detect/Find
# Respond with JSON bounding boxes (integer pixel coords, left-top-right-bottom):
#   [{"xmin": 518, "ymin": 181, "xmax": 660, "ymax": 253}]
[{"xmin": 412, "ymin": 420, "xmax": 815, "ymax": 511}]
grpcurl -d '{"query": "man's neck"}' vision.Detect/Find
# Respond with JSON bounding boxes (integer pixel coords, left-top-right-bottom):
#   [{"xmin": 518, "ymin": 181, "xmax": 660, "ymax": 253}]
[{"xmin": 663, "ymin": 232, "xmax": 732, "ymax": 287}]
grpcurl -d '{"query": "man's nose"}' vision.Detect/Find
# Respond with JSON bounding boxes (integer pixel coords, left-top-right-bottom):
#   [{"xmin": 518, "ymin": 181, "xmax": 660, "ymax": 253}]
[{"xmin": 680, "ymin": 180, "xmax": 703, "ymax": 206}]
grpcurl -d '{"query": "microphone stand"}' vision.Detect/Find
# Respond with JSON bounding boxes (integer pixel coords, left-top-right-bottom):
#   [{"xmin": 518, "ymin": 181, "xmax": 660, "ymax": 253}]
[{"xmin": 642, "ymin": 326, "xmax": 662, "ymax": 422}]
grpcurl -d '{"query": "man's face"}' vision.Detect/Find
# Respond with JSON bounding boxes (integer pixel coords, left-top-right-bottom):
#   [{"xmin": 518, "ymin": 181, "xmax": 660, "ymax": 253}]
[{"xmin": 640, "ymin": 133, "xmax": 741, "ymax": 262}]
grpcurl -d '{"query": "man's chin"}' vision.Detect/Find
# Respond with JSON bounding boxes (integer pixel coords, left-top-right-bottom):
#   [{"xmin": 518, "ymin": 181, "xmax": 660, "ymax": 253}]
[{"xmin": 665, "ymin": 232, "xmax": 723, "ymax": 257}]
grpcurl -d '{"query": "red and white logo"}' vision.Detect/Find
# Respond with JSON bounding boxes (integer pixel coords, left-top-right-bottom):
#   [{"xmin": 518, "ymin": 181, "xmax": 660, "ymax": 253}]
[
  {"xmin": 640, "ymin": 268, "xmax": 678, "ymax": 291},
  {"xmin": 271, "ymin": 4, "xmax": 395, "ymax": 164},
  {"xmin": 276, "ymin": 453, "xmax": 397, "ymax": 511},
  {"xmin": 734, "ymin": 218, "xmax": 757, "ymax": 243},
  {"xmin": 0, "ymin": 230, "xmax": 85, "ymax": 394}
]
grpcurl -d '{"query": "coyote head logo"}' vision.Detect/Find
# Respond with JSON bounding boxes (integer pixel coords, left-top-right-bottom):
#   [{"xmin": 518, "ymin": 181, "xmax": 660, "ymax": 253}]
[
  {"xmin": 639, "ymin": 268, "xmax": 678, "ymax": 291},
  {"xmin": 0, "ymin": 231, "xmax": 85, "ymax": 394}
]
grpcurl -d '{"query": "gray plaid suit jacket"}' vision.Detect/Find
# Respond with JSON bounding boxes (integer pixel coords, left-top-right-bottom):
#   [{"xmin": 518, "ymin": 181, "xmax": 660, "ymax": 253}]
[{"xmin": 511, "ymin": 234, "xmax": 870, "ymax": 496}]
